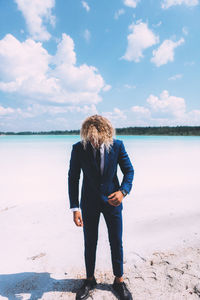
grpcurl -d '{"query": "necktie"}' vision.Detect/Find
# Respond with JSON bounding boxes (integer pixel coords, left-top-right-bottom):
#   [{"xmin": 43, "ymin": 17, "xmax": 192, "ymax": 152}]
[{"xmin": 95, "ymin": 148, "xmax": 101, "ymax": 175}]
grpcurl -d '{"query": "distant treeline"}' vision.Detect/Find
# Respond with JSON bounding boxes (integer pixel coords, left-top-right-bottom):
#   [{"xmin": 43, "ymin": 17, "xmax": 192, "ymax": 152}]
[
  {"xmin": 1, "ymin": 126, "xmax": 200, "ymax": 136},
  {"xmin": 0, "ymin": 130, "xmax": 80, "ymax": 135},
  {"xmin": 116, "ymin": 126, "xmax": 200, "ymax": 135}
]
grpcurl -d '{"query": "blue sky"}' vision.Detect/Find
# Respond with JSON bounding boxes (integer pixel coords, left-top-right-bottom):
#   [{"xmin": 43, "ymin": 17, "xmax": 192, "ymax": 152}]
[{"xmin": 0, "ymin": 0, "xmax": 200, "ymax": 131}]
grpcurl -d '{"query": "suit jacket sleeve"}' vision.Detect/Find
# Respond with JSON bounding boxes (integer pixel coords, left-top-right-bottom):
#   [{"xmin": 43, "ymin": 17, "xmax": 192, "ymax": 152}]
[
  {"xmin": 118, "ymin": 141, "xmax": 134, "ymax": 194},
  {"xmin": 68, "ymin": 144, "xmax": 81, "ymax": 209}
]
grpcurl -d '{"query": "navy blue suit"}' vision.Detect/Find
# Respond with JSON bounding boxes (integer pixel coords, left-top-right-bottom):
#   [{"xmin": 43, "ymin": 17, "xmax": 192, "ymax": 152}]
[{"xmin": 68, "ymin": 139, "xmax": 134, "ymax": 277}]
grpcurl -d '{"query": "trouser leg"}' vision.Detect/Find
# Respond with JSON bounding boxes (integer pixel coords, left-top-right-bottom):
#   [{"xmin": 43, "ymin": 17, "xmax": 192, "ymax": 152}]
[
  {"xmin": 103, "ymin": 208, "xmax": 123, "ymax": 277},
  {"xmin": 82, "ymin": 210, "xmax": 100, "ymax": 278}
]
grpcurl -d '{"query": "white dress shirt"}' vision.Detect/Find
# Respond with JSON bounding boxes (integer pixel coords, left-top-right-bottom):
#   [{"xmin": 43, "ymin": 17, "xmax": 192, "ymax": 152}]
[{"xmin": 71, "ymin": 143, "xmax": 105, "ymax": 212}]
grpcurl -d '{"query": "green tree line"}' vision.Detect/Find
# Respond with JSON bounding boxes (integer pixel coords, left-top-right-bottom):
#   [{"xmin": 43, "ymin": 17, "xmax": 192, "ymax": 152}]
[{"xmin": 1, "ymin": 126, "xmax": 200, "ymax": 136}]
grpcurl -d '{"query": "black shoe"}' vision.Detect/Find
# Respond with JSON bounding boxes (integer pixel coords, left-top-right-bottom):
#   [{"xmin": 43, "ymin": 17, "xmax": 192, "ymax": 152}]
[
  {"xmin": 112, "ymin": 280, "xmax": 132, "ymax": 300},
  {"xmin": 76, "ymin": 277, "xmax": 97, "ymax": 300}
]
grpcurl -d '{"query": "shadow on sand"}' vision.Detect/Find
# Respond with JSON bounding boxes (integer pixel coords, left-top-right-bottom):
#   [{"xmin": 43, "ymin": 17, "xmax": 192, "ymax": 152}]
[{"xmin": 0, "ymin": 272, "xmax": 116, "ymax": 299}]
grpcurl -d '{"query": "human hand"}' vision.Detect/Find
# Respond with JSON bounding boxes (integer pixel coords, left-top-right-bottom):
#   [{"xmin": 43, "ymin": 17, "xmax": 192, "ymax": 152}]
[
  {"xmin": 73, "ymin": 211, "xmax": 83, "ymax": 227},
  {"xmin": 108, "ymin": 191, "xmax": 124, "ymax": 207}
]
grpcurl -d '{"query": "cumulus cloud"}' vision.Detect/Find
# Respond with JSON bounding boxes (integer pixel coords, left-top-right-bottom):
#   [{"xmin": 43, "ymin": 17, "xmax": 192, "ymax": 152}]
[
  {"xmin": 0, "ymin": 105, "xmax": 33, "ymax": 119},
  {"xmin": 122, "ymin": 21, "xmax": 159, "ymax": 62},
  {"xmin": 15, "ymin": 0, "xmax": 55, "ymax": 41},
  {"xmin": 0, "ymin": 102, "xmax": 98, "ymax": 132},
  {"xmin": 162, "ymin": 0, "xmax": 199, "ymax": 9},
  {"xmin": 0, "ymin": 105, "xmax": 15, "ymax": 115},
  {"xmin": 128, "ymin": 90, "xmax": 200, "ymax": 125},
  {"xmin": 102, "ymin": 108, "xmax": 127, "ymax": 124},
  {"xmin": 82, "ymin": 1, "xmax": 90, "ymax": 12},
  {"xmin": 187, "ymin": 110, "xmax": 200, "ymax": 124},
  {"xmin": 22, "ymin": 103, "xmax": 98, "ymax": 116},
  {"xmin": 0, "ymin": 34, "xmax": 51, "ymax": 93},
  {"xmin": 0, "ymin": 33, "xmax": 109, "ymax": 104},
  {"xmin": 151, "ymin": 38, "xmax": 184, "ymax": 67},
  {"xmin": 52, "ymin": 34, "xmax": 105, "ymax": 101},
  {"xmin": 147, "ymin": 90, "xmax": 186, "ymax": 118},
  {"xmin": 0, "ymin": 103, "xmax": 99, "ymax": 131},
  {"xmin": 131, "ymin": 106, "xmax": 151, "ymax": 117},
  {"xmin": 103, "ymin": 84, "xmax": 112, "ymax": 92},
  {"xmin": 123, "ymin": 0, "xmax": 140, "ymax": 8}
]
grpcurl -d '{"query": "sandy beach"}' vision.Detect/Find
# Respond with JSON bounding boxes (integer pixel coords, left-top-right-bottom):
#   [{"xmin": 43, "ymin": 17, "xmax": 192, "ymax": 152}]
[
  {"xmin": 0, "ymin": 135, "xmax": 200, "ymax": 299},
  {"xmin": 1, "ymin": 242, "xmax": 200, "ymax": 299}
]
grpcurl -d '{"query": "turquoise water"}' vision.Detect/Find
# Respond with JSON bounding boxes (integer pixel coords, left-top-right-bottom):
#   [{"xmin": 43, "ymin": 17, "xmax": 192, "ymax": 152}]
[
  {"xmin": 1, "ymin": 134, "xmax": 199, "ymax": 154},
  {"xmin": 1, "ymin": 134, "xmax": 200, "ymax": 143}
]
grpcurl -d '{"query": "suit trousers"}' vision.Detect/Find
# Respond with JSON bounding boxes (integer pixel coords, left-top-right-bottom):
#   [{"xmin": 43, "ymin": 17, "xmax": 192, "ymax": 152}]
[{"xmin": 81, "ymin": 202, "xmax": 123, "ymax": 278}]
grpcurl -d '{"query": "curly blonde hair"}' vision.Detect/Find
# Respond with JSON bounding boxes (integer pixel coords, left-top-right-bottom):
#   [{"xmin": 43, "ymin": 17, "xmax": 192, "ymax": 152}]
[{"xmin": 80, "ymin": 115, "xmax": 115, "ymax": 151}]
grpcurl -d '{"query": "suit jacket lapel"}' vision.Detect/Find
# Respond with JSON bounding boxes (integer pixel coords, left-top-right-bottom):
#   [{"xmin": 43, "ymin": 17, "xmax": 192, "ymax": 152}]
[
  {"xmin": 85, "ymin": 142, "xmax": 114, "ymax": 178},
  {"xmin": 103, "ymin": 144, "xmax": 115, "ymax": 179},
  {"xmin": 85, "ymin": 142, "xmax": 99, "ymax": 174},
  {"xmin": 103, "ymin": 147, "xmax": 109, "ymax": 178}
]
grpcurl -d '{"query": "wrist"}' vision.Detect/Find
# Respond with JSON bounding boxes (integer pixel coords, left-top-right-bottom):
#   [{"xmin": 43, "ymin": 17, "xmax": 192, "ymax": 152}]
[
  {"xmin": 120, "ymin": 189, "xmax": 128, "ymax": 197},
  {"xmin": 71, "ymin": 207, "xmax": 80, "ymax": 212}
]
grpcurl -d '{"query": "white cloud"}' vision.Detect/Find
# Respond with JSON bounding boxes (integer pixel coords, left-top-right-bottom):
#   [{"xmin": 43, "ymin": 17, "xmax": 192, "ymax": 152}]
[
  {"xmin": 113, "ymin": 107, "xmax": 126, "ymax": 118},
  {"xmin": 162, "ymin": 0, "xmax": 199, "ymax": 9},
  {"xmin": 52, "ymin": 104, "xmax": 98, "ymax": 115},
  {"xmin": 0, "ymin": 34, "xmax": 51, "ymax": 92},
  {"xmin": 187, "ymin": 110, "xmax": 200, "ymax": 124},
  {"xmin": 0, "ymin": 103, "xmax": 98, "ymax": 128},
  {"xmin": 151, "ymin": 38, "xmax": 184, "ymax": 67},
  {"xmin": 15, "ymin": 0, "xmax": 55, "ymax": 41},
  {"xmin": 131, "ymin": 105, "xmax": 150, "ymax": 114},
  {"xmin": 168, "ymin": 74, "xmax": 183, "ymax": 80},
  {"xmin": 128, "ymin": 90, "xmax": 200, "ymax": 125},
  {"xmin": 23, "ymin": 103, "xmax": 98, "ymax": 116},
  {"xmin": 131, "ymin": 106, "xmax": 151, "ymax": 118},
  {"xmin": 53, "ymin": 34, "xmax": 76, "ymax": 65},
  {"xmin": 34, "ymin": 89, "xmax": 199, "ymax": 128},
  {"xmin": 0, "ymin": 33, "xmax": 109, "ymax": 104},
  {"xmin": 0, "ymin": 105, "xmax": 15, "ymax": 115},
  {"xmin": 52, "ymin": 34, "xmax": 105, "ymax": 101},
  {"xmin": 82, "ymin": 1, "xmax": 90, "ymax": 12},
  {"xmin": 122, "ymin": 21, "xmax": 159, "ymax": 62},
  {"xmin": 102, "ymin": 108, "xmax": 127, "ymax": 124},
  {"xmin": 123, "ymin": 0, "xmax": 140, "ymax": 8},
  {"xmin": 83, "ymin": 29, "xmax": 91, "ymax": 42},
  {"xmin": 114, "ymin": 9, "xmax": 125, "ymax": 19},
  {"xmin": 0, "ymin": 105, "xmax": 32, "ymax": 120},
  {"xmin": 103, "ymin": 84, "xmax": 112, "ymax": 92},
  {"xmin": 147, "ymin": 90, "xmax": 186, "ymax": 118}
]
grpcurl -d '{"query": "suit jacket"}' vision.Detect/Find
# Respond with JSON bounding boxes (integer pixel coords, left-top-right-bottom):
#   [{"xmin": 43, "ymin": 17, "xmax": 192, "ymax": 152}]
[{"xmin": 68, "ymin": 139, "xmax": 134, "ymax": 213}]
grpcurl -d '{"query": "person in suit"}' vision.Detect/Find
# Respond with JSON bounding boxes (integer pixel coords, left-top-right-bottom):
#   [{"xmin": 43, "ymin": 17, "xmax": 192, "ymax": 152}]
[{"xmin": 68, "ymin": 115, "xmax": 134, "ymax": 300}]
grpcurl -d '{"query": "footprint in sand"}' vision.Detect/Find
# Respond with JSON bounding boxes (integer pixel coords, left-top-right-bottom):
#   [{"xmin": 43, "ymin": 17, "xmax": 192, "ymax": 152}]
[{"xmin": 27, "ymin": 253, "xmax": 46, "ymax": 260}]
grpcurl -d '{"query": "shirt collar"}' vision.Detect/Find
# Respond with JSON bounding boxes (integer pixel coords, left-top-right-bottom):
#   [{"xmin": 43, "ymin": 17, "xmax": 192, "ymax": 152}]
[{"xmin": 91, "ymin": 142, "xmax": 104, "ymax": 150}]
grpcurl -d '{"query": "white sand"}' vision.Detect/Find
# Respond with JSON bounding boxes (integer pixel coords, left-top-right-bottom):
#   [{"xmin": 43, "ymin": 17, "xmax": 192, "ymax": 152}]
[{"xmin": 0, "ymin": 136, "xmax": 200, "ymax": 299}]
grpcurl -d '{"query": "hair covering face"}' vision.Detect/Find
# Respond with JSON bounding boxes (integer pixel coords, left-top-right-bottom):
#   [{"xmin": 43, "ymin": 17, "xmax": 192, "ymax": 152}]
[{"xmin": 80, "ymin": 115, "xmax": 115, "ymax": 151}]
